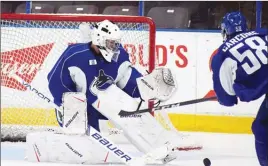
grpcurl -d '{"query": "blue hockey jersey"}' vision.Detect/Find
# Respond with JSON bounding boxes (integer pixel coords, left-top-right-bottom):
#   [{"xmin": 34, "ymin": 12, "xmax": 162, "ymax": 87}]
[
  {"xmin": 47, "ymin": 42, "xmax": 142, "ymax": 130},
  {"xmin": 211, "ymin": 30, "xmax": 268, "ymax": 106}
]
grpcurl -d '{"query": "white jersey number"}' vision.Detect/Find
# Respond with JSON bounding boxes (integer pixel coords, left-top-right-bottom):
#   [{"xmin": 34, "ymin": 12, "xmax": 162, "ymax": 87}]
[{"xmin": 229, "ymin": 36, "xmax": 268, "ymax": 75}]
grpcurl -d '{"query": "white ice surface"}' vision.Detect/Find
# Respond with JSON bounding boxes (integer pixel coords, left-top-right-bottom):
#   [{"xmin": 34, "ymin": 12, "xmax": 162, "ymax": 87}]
[{"xmin": 1, "ymin": 132, "xmax": 260, "ymax": 166}]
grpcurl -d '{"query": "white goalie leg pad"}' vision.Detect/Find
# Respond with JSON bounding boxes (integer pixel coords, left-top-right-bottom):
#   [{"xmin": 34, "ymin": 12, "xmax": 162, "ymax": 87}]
[
  {"xmin": 92, "ymin": 84, "xmax": 180, "ymax": 162},
  {"xmin": 26, "ymin": 132, "xmax": 121, "ymax": 164},
  {"xmin": 92, "ymin": 84, "xmax": 153, "ymax": 154},
  {"xmin": 62, "ymin": 92, "xmax": 87, "ymax": 134}
]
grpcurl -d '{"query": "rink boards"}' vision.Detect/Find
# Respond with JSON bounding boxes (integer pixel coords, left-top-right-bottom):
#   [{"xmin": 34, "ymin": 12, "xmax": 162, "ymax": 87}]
[{"xmin": 2, "ymin": 107, "xmax": 255, "ymax": 133}]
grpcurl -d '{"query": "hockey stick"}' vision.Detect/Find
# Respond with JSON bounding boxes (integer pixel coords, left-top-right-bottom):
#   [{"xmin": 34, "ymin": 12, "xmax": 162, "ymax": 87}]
[{"xmin": 119, "ymin": 96, "xmax": 217, "ymax": 116}]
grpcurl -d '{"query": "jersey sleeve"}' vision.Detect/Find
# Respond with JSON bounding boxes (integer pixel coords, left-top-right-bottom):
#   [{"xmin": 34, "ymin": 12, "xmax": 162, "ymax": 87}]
[
  {"xmin": 211, "ymin": 51, "xmax": 238, "ymax": 106},
  {"xmin": 119, "ymin": 66, "xmax": 142, "ymax": 98},
  {"xmin": 116, "ymin": 48, "xmax": 142, "ymax": 98},
  {"xmin": 47, "ymin": 46, "xmax": 76, "ymax": 106}
]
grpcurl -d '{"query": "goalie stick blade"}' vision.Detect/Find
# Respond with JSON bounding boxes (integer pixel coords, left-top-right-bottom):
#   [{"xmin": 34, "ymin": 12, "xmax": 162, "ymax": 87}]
[
  {"xmin": 177, "ymin": 146, "xmax": 203, "ymax": 151},
  {"xmin": 118, "ymin": 107, "xmax": 155, "ymax": 116},
  {"xmin": 118, "ymin": 111, "xmax": 137, "ymax": 116},
  {"xmin": 118, "ymin": 96, "xmax": 217, "ymax": 116}
]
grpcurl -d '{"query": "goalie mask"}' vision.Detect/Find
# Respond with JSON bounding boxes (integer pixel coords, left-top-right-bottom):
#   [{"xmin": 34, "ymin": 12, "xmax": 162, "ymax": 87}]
[{"xmin": 91, "ymin": 20, "xmax": 122, "ymax": 62}]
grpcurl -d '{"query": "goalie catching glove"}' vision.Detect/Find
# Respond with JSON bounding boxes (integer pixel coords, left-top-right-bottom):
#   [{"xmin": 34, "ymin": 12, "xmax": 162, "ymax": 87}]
[{"xmin": 137, "ymin": 67, "xmax": 177, "ymax": 102}]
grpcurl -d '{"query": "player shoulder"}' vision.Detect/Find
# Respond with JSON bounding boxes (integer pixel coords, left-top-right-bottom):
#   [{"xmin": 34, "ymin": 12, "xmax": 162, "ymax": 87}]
[
  {"xmin": 63, "ymin": 43, "xmax": 93, "ymax": 59},
  {"xmin": 211, "ymin": 44, "xmax": 232, "ymax": 73},
  {"xmin": 211, "ymin": 49, "xmax": 224, "ymax": 67},
  {"xmin": 66, "ymin": 43, "xmax": 89, "ymax": 54},
  {"xmin": 117, "ymin": 46, "xmax": 131, "ymax": 63},
  {"xmin": 220, "ymin": 31, "xmax": 260, "ymax": 52}
]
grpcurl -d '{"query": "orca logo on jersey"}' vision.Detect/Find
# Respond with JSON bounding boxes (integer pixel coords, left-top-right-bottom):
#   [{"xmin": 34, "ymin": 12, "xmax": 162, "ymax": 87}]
[{"xmin": 90, "ymin": 69, "xmax": 114, "ymax": 96}]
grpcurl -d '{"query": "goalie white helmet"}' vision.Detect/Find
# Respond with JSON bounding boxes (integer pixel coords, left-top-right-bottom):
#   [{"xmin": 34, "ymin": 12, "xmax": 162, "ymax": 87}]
[{"xmin": 91, "ymin": 20, "xmax": 122, "ymax": 62}]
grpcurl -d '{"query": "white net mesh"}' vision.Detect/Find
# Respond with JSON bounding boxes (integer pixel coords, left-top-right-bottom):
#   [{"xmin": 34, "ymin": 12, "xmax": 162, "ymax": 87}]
[
  {"xmin": 1, "ymin": 15, "xmax": 202, "ymax": 151},
  {"xmin": 1, "ymin": 14, "xmax": 155, "ymax": 141}
]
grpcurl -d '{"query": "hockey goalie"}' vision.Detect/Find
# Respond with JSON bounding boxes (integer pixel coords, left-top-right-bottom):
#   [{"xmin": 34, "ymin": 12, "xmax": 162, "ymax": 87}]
[{"xmin": 26, "ymin": 20, "xmax": 184, "ymax": 165}]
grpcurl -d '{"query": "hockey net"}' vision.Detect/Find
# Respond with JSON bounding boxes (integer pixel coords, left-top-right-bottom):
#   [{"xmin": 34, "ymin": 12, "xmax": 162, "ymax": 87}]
[{"xmin": 1, "ymin": 14, "xmax": 200, "ymax": 149}]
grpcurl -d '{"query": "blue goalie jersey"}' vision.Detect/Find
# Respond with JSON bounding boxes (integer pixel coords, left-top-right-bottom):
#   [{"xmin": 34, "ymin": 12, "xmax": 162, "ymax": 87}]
[
  {"xmin": 47, "ymin": 42, "xmax": 142, "ymax": 130},
  {"xmin": 211, "ymin": 30, "xmax": 268, "ymax": 106}
]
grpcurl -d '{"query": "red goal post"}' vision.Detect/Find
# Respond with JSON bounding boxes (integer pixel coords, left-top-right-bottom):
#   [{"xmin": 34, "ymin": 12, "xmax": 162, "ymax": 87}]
[{"xmin": 1, "ymin": 13, "xmax": 156, "ymax": 141}]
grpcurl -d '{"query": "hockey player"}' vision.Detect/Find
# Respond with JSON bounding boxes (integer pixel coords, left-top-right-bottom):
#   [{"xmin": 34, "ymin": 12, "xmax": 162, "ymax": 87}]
[
  {"xmin": 47, "ymin": 20, "xmax": 143, "ymax": 132},
  {"xmin": 211, "ymin": 12, "xmax": 268, "ymax": 165},
  {"xmin": 26, "ymin": 20, "xmax": 180, "ymax": 164}
]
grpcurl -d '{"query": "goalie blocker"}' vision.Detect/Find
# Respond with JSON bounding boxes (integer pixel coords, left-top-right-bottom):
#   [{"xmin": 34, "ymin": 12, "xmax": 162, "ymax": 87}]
[{"xmin": 26, "ymin": 67, "xmax": 180, "ymax": 164}]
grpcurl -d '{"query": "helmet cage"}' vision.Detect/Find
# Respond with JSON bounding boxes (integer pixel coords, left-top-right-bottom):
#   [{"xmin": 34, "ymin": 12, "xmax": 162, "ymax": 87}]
[{"xmin": 91, "ymin": 20, "xmax": 122, "ymax": 62}]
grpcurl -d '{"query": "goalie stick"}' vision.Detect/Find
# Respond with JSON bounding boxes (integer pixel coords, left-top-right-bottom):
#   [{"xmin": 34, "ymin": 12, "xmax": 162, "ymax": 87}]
[{"xmin": 118, "ymin": 96, "xmax": 217, "ymax": 116}]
